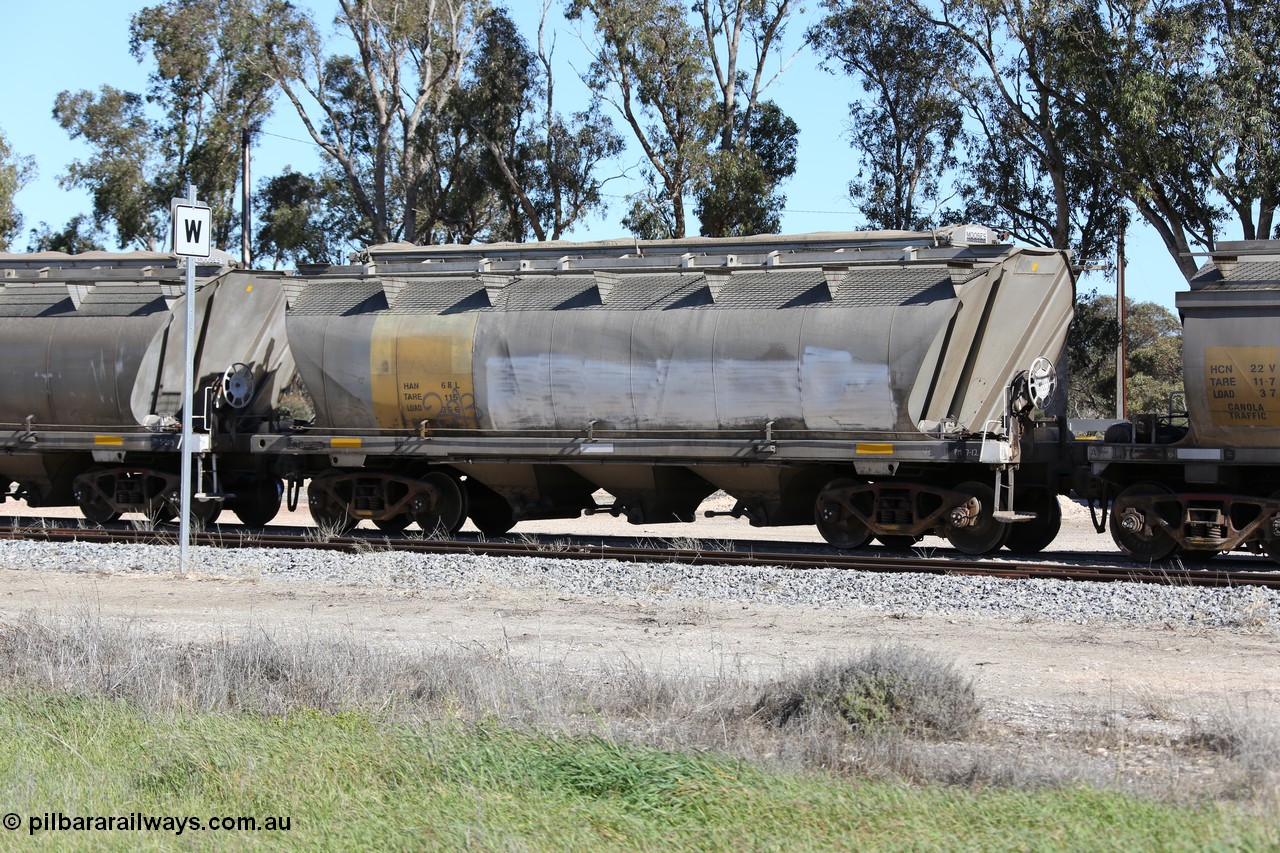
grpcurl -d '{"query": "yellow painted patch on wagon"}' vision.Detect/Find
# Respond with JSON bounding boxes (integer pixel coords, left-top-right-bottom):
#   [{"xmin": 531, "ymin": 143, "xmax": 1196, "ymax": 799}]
[
  {"xmin": 1205, "ymin": 345, "xmax": 1280, "ymax": 426},
  {"xmin": 370, "ymin": 314, "xmax": 479, "ymax": 429}
]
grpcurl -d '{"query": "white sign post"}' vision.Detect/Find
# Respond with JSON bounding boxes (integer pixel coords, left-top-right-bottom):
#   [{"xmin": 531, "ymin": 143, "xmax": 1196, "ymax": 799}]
[{"xmin": 171, "ymin": 187, "xmax": 211, "ymax": 572}]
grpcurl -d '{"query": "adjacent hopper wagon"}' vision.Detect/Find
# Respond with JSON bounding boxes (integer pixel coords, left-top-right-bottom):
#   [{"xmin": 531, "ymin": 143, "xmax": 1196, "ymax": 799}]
[
  {"xmin": 260, "ymin": 227, "xmax": 1074, "ymax": 553},
  {"xmin": 0, "ymin": 252, "xmax": 294, "ymax": 524}
]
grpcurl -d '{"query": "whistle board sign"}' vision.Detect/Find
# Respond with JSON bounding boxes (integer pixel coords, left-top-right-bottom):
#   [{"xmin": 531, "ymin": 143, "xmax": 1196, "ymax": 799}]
[{"xmin": 171, "ymin": 200, "xmax": 212, "ymax": 258}]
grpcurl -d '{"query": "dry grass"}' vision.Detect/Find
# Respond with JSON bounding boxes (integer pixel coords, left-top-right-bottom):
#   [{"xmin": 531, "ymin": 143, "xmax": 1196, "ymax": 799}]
[
  {"xmin": 752, "ymin": 647, "xmax": 981, "ymax": 738},
  {"xmin": 275, "ymin": 370, "xmax": 316, "ymax": 423},
  {"xmin": 664, "ymin": 536, "xmax": 735, "ymax": 553},
  {"xmin": 0, "ymin": 608, "xmax": 1275, "ymax": 806}
]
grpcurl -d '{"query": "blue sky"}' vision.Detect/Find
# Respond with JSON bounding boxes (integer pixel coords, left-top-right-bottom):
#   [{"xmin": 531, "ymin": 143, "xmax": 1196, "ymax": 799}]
[{"xmin": 0, "ymin": 1, "xmax": 1191, "ymax": 310}]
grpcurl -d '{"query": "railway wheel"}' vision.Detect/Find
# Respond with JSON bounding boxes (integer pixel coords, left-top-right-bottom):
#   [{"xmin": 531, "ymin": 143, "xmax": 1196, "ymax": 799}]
[
  {"xmin": 79, "ymin": 500, "xmax": 121, "ymax": 525},
  {"xmin": 76, "ymin": 486, "xmax": 121, "ymax": 525},
  {"xmin": 232, "ymin": 478, "xmax": 283, "ymax": 527},
  {"xmin": 466, "ymin": 480, "xmax": 517, "ymax": 536},
  {"xmin": 1109, "ymin": 483, "xmax": 1178, "ymax": 561},
  {"xmin": 307, "ymin": 479, "xmax": 356, "ymax": 536},
  {"xmin": 188, "ymin": 496, "xmax": 222, "ymax": 527},
  {"xmin": 374, "ymin": 515, "xmax": 411, "ymax": 533},
  {"xmin": 73, "ymin": 469, "xmax": 121, "ymax": 524},
  {"xmin": 877, "ymin": 535, "xmax": 919, "ymax": 550},
  {"xmin": 1262, "ymin": 490, "xmax": 1280, "ymax": 565},
  {"xmin": 814, "ymin": 478, "xmax": 873, "ymax": 549},
  {"xmin": 942, "ymin": 481, "xmax": 1008, "ymax": 555},
  {"xmin": 1004, "ymin": 488, "xmax": 1063, "ymax": 555},
  {"xmin": 413, "ymin": 472, "xmax": 468, "ymax": 535}
]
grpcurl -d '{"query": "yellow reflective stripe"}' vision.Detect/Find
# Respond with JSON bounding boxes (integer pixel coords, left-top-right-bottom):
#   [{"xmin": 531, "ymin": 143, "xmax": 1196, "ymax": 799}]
[
  {"xmin": 855, "ymin": 443, "xmax": 894, "ymax": 455},
  {"xmin": 330, "ymin": 437, "xmax": 362, "ymax": 449},
  {"xmin": 94, "ymin": 436, "xmax": 124, "ymax": 446}
]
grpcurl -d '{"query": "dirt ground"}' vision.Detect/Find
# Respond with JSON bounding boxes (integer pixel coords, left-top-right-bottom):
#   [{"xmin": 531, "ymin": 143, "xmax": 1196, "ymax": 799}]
[{"xmin": 1, "ymin": 495, "xmax": 1278, "ymax": 768}]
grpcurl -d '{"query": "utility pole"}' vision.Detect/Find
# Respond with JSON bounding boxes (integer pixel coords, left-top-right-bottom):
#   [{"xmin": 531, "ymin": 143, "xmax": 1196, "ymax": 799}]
[
  {"xmin": 1116, "ymin": 209, "xmax": 1128, "ymax": 420},
  {"xmin": 241, "ymin": 127, "xmax": 252, "ymax": 267}
]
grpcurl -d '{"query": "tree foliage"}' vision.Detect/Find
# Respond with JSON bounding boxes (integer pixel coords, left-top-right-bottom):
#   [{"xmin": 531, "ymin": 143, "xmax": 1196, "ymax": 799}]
[
  {"xmin": 1058, "ymin": 0, "xmax": 1280, "ymax": 278},
  {"xmin": 441, "ymin": 7, "xmax": 623, "ymax": 242},
  {"xmin": 694, "ymin": 0, "xmax": 800, "ymax": 236},
  {"xmin": 130, "ymin": 0, "xmax": 275, "ymax": 246},
  {"xmin": 0, "ymin": 128, "xmax": 35, "ymax": 252},
  {"xmin": 54, "ymin": 0, "xmax": 274, "ymax": 250},
  {"xmin": 1068, "ymin": 290, "xmax": 1183, "ymax": 418},
  {"xmin": 259, "ymin": 0, "xmax": 488, "ymax": 245},
  {"xmin": 696, "ymin": 101, "xmax": 797, "ymax": 235},
  {"xmin": 569, "ymin": 0, "xmax": 716, "ymax": 238},
  {"xmin": 253, "ymin": 170, "xmax": 341, "ymax": 267},
  {"xmin": 33, "ymin": 0, "xmax": 1276, "ymax": 269},
  {"xmin": 890, "ymin": 0, "xmax": 1279, "ymax": 277},
  {"xmin": 570, "ymin": 0, "xmax": 798, "ymax": 238},
  {"xmin": 808, "ymin": 0, "xmax": 966, "ymax": 230},
  {"xmin": 911, "ymin": 0, "xmax": 1124, "ymax": 262},
  {"xmin": 25, "ymin": 215, "xmax": 107, "ymax": 254},
  {"xmin": 53, "ymin": 87, "xmax": 160, "ymax": 248}
]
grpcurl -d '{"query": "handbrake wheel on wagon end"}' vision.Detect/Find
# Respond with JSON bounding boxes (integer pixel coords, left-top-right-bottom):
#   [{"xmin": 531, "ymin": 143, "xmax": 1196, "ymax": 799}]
[{"xmin": 220, "ymin": 362, "xmax": 256, "ymax": 409}]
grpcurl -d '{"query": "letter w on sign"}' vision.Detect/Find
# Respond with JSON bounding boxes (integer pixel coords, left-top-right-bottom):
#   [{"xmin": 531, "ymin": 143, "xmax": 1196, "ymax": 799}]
[{"xmin": 171, "ymin": 201, "xmax": 212, "ymax": 258}]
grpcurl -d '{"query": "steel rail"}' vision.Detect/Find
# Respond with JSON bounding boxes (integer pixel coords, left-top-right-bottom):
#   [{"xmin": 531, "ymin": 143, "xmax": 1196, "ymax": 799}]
[{"xmin": 2, "ymin": 522, "xmax": 1278, "ymax": 589}]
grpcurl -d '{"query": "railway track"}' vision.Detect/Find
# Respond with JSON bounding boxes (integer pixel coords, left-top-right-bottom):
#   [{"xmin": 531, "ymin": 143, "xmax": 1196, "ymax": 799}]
[{"xmin": 2, "ymin": 518, "xmax": 1279, "ymax": 590}]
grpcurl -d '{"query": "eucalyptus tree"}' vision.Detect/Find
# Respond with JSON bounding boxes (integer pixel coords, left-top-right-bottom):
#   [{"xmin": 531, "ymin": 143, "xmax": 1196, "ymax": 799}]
[
  {"xmin": 808, "ymin": 0, "xmax": 967, "ymax": 231},
  {"xmin": 25, "ymin": 216, "xmax": 107, "ymax": 255},
  {"xmin": 695, "ymin": 0, "xmax": 800, "ymax": 236},
  {"xmin": 0, "ymin": 128, "xmax": 35, "ymax": 252},
  {"xmin": 913, "ymin": 0, "xmax": 1123, "ymax": 263},
  {"xmin": 567, "ymin": 0, "xmax": 716, "ymax": 238},
  {"xmin": 568, "ymin": 0, "xmax": 799, "ymax": 238},
  {"xmin": 258, "ymin": 0, "xmax": 489, "ymax": 245},
  {"xmin": 1068, "ymin": 292, "xmax": 1182, "ymax": 417},
  {"xmin": 54, "ymin": 87, "xmax": 166, "ymax": 249},
  {"xmin": 253, "ymin": 170, "xmax": 343, "ymax": 267},
  {"xmin": 694, "ymin": 100, "xmax": 796, "ymax": 235},
  {"xmin": 1060, "ymin": 0, "xmax": 1280, "ymax": 278},
  {"xmin": 446, "ymin": 6, "xmax": 623, "ymax": 242},
  {"xmin": 55, "ymin": 0, "xmax": 275, "ymax": 250}
]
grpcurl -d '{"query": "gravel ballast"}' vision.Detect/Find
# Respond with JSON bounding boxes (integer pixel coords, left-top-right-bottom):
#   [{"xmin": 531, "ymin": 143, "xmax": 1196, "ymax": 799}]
[{"xmin": 0, "ymin": 540, "xmax": 1274, "ymax": 632}]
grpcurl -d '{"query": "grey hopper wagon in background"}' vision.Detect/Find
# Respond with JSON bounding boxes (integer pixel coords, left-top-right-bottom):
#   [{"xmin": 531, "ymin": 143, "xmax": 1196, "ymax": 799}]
[
  {"xmin": 0, "ymin": 252, "xmax": 295, "ymax": 525},
  {"xmin": 268, "ymin": 226, "xmax": 1074, "ymax": 553},
  {"xmin": 1083, "ymin": 239, "xmax": 1280, "ymax": 561}
]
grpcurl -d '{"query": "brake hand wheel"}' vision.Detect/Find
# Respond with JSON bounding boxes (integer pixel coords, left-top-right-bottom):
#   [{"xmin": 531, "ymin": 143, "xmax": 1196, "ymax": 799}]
[{"xmin": 220, "ymin": 363, "xmax": 255, "ymax": 409}]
